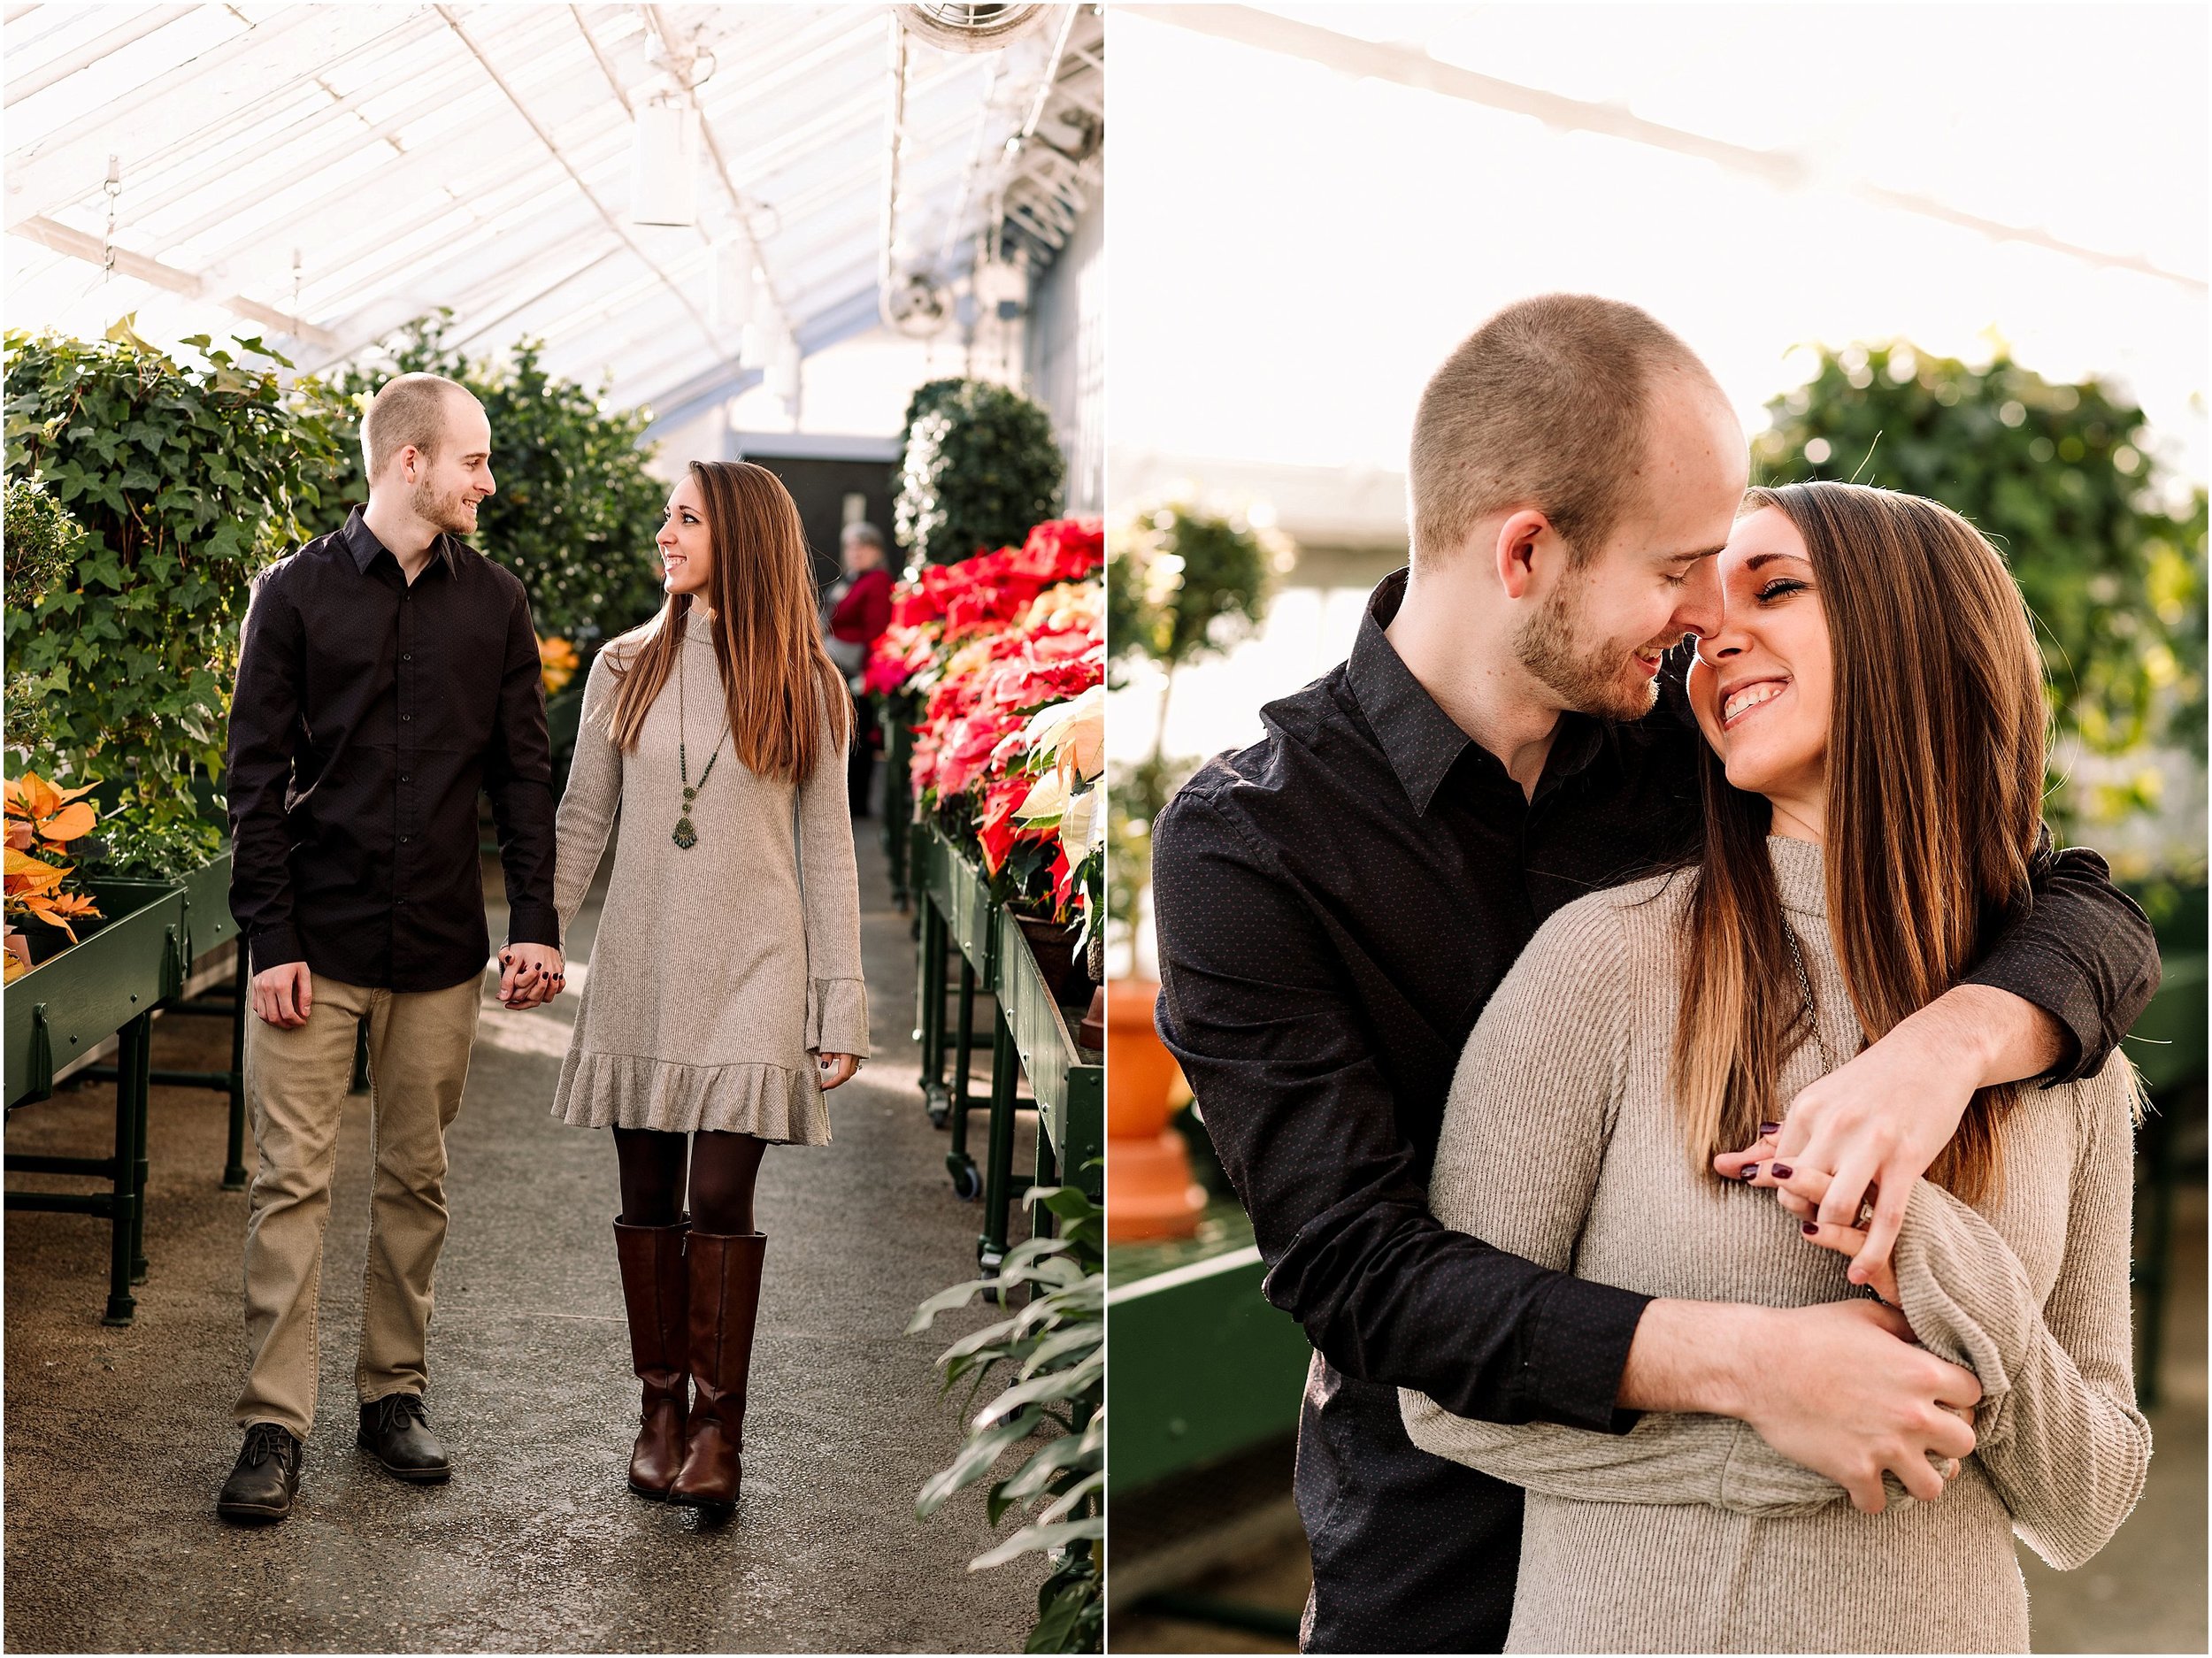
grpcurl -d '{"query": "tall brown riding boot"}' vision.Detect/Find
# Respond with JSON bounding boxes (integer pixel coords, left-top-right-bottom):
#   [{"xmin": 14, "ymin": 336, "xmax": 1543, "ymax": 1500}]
[
  {"xmin": 612, "ymin": 1217, "xmax": 689, "ymax": 1499},
  {"xmin": 667, "ymin": 1231, "xmax": 766, "ymax": 1511}
]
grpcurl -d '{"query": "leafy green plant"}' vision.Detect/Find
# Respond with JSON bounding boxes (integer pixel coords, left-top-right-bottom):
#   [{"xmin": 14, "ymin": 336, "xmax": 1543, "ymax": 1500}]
[
  {"xmin": 3, "ymin": 474, "xmax": 86, "ymax": 608},
  {"xmin": 4, "ymin": 326, "xmax": 344, "ymax": 867},
  {"xmin": 895, "ymin": 380, "xmax": 1066, "ymax": 567},
  {"xmin": 1755, "ymin": 342, "xmax": 2207, "ymax": 846},
  {"xmin": 313, "ymin": 313, "xmax": 670, "ymax": 643},
  {"xmin": 910, "ymin": 1186, "xmax": 1103, "ymax": 1654}
]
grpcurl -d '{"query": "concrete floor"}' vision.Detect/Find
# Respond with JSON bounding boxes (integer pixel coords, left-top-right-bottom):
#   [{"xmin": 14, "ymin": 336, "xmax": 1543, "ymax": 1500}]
[
  {"xmin": 1112, "ymin": 1184, "xmax": 2208, "ymax": 1655},
  {"xmin": 4, "ymin": 826, "xmax": 1044, "ymax": 1654}
]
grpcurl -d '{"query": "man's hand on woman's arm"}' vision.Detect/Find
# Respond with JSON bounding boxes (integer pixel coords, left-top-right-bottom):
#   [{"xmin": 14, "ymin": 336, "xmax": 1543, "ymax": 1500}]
[
  {"xmin": 1619, "ymin": 1297, "xmax": 1980, "ymax": 1514},
  {"xmin": 1714, "ymin": 982, "xmax": 2064, "ymax": 1284}
]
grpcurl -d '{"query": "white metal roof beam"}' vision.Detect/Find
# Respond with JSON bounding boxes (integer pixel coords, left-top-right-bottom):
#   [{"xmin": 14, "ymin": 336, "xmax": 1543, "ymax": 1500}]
[
  {"xmin": 5, "ymin": 7, "xmax": 349, "ymax": 226},
  {"xmin": 4, "ymin": 4, "xmax": 197, "ymax": 104},
  {"xmin": 8, "ymin": 213, "xmax": 337, "ymax": 349},
  {"xmin": 711, "ymin": 55, "xmax": 979, "ymax": 203},
  {"xmin": 433, "ymin": 4, "xmax": 726, "ymax": 357},
  {"xmin": 125, "ymin": 43, "xmax": 482, "ymax": 226},
  {"xmin": 99, "ymin": 11, "xmax": 447, "ymax": 203},
  {"xmin": 186, "ymin": 104, "xmax": 634, "ymax": 303}
]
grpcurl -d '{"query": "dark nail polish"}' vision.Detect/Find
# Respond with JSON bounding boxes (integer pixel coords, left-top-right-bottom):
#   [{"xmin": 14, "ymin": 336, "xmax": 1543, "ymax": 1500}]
[
  {"xmin": 1802, "ymin": 1221, "xmax": 1819, "ymax": 1235},
  {"xmin": 1771, "ymin": 1163, "xmax": 1793, "ymax": 1178},
  {"xmin": 1740, "ymin": 1165, "xmax": 1759, "ymax": 1182},
  {"xmin": 1761, "ymin": 1122, "xmax": 1781, "ymax": 1137}
]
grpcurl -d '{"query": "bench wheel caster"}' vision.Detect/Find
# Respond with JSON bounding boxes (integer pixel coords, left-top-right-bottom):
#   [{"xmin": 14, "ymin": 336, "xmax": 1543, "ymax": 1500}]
[{"xmin": 948, "ymin": 1155, "xmax": 980, "ymax": 1201}]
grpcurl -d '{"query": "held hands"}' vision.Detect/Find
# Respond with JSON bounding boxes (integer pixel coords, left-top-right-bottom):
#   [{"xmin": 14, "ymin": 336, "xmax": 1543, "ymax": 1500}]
[
  {"xmin": 498, "ymin": 943, "xmax": 566, "ymax": 1009},
  {"xmin": 817, "ymin": 1052, "xmax": 860, "ymax": 1091}
]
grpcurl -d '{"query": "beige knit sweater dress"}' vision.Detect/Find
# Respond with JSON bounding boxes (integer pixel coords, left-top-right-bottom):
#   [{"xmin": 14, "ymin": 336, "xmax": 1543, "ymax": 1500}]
[
  {"xmin": 1402, "ymin": 837, "xmax": 2148, "ymax": 1654},
  {"xmin": 549, "ymin": 610, "xmax": 870, "ymax": 1144}
]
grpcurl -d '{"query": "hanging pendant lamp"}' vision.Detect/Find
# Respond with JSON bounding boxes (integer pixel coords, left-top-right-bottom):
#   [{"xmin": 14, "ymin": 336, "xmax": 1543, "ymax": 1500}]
[{"xmin": 630, "ymin": 100, "xmax": 698, "ymax": 226}]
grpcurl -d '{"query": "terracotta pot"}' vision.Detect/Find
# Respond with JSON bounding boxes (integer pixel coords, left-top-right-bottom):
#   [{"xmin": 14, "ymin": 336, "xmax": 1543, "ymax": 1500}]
[
  {"xmin": 1105, "ymin": 979, "xmax": 1180, "ymax": 1140},
  {"xmin": 1108, "ymin": 1129, "xmax": 1209, "ymax": 1243},
  {"xmin": 1105, "ymin": 979, "xmax": 1204, "ymax": 1242}
]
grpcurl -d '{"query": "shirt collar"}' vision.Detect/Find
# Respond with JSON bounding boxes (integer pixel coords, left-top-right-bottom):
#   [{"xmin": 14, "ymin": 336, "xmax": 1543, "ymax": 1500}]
[
  {"xmin": 340, "ymin": 504, "xmax": 457, "ymax": 579},
  {"xmin": 1348, "ymin": 567, "xmax": 1610, "ymax": 815}
]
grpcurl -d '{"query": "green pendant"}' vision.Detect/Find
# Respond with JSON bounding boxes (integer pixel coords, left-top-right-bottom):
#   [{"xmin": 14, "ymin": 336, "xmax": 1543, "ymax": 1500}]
[{"xmin": 672, "ymin": 817, "xmax": 698, "ymax": 850}]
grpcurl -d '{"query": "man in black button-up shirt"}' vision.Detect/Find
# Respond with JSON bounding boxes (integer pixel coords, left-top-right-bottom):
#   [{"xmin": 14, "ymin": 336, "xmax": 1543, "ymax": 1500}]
[
  {"xmin": 1151, "ymin": 298, "xmax": 2159, "ymax": 1651},
  {"xmin": 218, "ymin": 373, "xmax": 565, "ymax": 1523}
]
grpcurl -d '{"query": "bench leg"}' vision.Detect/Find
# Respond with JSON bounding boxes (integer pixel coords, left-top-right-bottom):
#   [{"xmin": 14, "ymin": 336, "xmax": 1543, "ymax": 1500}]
[
  {"xmin": 1032, "ymin": 1117, "xmax": 1059, "ymax": 1241},
  {"xmin": 977, "ymin": 1012, "xmax": 1018, "ymax": 1282},
  {"xmin": 918, "ymin": 902, "xmax": 949, "ymax": 1123},
  {"xmin": 127, "ymin": 1013, "xmax": 150, "ymax": 1284},
  {"xmin": 102, "ymin": 1019, "xmax": 145, "ymax": 1326},
  {"xmin": 946, "ymin": 961, "xmax": 980, "ymax": 1197}
]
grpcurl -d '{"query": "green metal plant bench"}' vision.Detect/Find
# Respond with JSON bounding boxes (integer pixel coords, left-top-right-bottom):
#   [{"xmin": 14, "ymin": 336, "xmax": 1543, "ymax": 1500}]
[
  {"xmin": 4, "ymin": 878, "xmax": 191, "ymax": 1324},
  {"xmin": 982, "ymin": 902, "xmax": 1102, "ymax": 1269},
  {"xmin": 910, "ymin": 823, "xmax": 996, "ymax": 1193},
  {"xmin": 1106, "ymin": 1209, "xmax": 1312, "ymax": 1498},
  {"xmin": 80, "ymin": 851, "xmax": 248, "ymax": 1189}
]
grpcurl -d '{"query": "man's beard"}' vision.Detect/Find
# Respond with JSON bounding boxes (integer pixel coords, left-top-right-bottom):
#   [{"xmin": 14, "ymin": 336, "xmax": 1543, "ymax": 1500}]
[
  {"xmin": 1515, "ymin": 571, "xmax": 1663, "ymax": 721},
  {"xmin": 411, "ymin": 475, "xmax": 477, "ymax": 536}
]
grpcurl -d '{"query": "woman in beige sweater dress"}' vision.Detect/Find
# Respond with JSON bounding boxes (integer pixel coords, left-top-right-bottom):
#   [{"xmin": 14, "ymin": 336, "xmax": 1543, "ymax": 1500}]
[
  {"xmin": 551, "ymin": 460, "xmax": 869, "ymax": 1514},
  {"xmin": 1403, "ymin": 482, "xmax": 2149, "ymax": 1653}
]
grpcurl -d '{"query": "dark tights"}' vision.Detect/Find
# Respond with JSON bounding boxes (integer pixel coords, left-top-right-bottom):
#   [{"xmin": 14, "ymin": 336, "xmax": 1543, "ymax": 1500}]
[{"xmin": 614, "ymin": 1127, "xmax": 768, "ymax": 1235}]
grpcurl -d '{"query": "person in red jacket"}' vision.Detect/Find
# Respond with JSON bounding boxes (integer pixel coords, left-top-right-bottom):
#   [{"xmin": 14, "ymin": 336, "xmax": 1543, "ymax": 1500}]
[{"xmin": 822, "ymin": 520, "xmax": 895, "ymax": 816}]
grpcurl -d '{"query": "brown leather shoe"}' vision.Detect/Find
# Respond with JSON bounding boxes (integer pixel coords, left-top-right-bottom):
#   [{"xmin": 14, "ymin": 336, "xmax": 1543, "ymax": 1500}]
[
  {"xmin": 612, "ymin": 1217, "xmax": 690, "ymax": 1499},
  {"xmin": 667, "ymin": 1231, "xmax": 765, "ymax": 1511}
]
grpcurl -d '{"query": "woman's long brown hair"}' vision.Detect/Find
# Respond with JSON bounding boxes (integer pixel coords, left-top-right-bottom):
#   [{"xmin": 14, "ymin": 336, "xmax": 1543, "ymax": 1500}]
[
  {"xmin": 1672, "ymin": 481, "xmax": 2048, "ymax": 1205},
  {"xmin": 603, "ymin": 460, "xmax": 850, "ymax": 785}
]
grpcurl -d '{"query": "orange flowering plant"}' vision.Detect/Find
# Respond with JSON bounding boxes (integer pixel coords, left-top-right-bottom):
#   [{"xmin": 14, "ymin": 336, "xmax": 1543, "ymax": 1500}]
[
  {"xmin": 3, "ymin": 771, "xmax": 104, "ymax": 979},
  {"xmin": 538, "ymin": 633, "xmax": 580, "ymax": 697}
]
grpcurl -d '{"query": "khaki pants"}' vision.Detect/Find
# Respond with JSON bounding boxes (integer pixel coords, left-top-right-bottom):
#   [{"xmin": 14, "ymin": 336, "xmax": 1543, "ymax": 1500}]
[{"xmin": 234, "ymin": 973, "xmax": 482, "ymax": 1439}]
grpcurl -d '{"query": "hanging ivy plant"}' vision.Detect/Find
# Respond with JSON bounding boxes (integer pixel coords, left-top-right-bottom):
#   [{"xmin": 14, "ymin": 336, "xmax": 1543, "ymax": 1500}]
[
  {"xmin": 313, "ymin": 312, "xmax": 671, "ymax": 645},
  {"xmin": 3, "ymin": 325, "xmax": 344, "ymax": 873},
  {"xmin": 895, "ymin": 379, "xmax": 1066, "ymax": 567}
]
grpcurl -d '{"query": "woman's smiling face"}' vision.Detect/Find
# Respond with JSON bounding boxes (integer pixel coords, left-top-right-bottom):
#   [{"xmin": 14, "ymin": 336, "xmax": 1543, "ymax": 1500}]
[
  {"xmin": 657, "ymin": 472, "xmax": 713, "ymax": 600},
  {"xmin": 1688, "ymin": 506, "xmax": 1832, "ymax": 828}
]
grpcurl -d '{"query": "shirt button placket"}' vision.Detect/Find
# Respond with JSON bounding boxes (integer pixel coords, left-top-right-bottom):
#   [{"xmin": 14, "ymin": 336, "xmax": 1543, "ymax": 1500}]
[{"xmin": 396, "ymin": 590, "xmax": 413, "ymax": 927}]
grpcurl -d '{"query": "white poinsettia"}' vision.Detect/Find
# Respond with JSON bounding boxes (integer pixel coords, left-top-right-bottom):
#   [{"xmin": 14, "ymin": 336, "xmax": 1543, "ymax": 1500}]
[
  {"xmin": 1061, "ymin": 785, "xmax": 1102, "ymax": 866},
  {"xmin": 1015, "ymin": 767, "xmax": 1070, "ymax": 825},
  {"xmin": 1018, "ymin": 684, "xmax": 1106, "ymax": 787}
]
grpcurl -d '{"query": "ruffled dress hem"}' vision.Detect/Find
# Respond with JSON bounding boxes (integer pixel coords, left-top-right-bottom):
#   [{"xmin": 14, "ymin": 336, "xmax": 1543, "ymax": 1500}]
[{"xmin": 552, "ymin": 1051, "xmax": 832, "ymax": 1145}]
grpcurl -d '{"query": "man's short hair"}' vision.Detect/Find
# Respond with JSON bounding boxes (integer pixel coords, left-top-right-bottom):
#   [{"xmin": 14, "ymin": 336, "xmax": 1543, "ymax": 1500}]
[
  {"xmin": 1408, "ymin": 295, "xmax": 1716, "ymax": 566},
  {"xmin": 841, "ymin": 520, "xmax": 887, "ymax": 551},
  {"xmin": 361, "ymin": 372, "xmax": 472, "ymax": 480}
]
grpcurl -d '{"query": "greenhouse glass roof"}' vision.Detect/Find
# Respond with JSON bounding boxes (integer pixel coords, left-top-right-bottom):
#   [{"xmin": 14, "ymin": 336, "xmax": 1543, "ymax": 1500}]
[{"xmin": 4, "ymin": 4, "xmax": 1103, "ymax": 420}]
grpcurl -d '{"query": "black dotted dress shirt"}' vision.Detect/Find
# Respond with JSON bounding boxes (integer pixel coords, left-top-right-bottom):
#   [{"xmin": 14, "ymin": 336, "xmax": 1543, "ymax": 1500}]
[
  {"xmin": 226, "ymin": 508, "xmax": 560, "ymax": 993},
  {"xmin": 1149, "ymin": 568, "xmax": 2159, "ymax": 1654}
]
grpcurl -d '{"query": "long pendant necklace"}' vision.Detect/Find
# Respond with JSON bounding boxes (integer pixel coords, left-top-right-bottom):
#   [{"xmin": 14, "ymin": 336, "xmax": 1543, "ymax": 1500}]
[
  {"xmin": 1781, "ymin": 922, "xmax": 1837, "ymax": 1071},
  {"xmin": 672, "ymin": 624, "xmax": 731, "ymax": 851}
]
